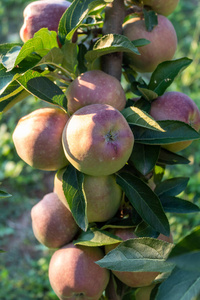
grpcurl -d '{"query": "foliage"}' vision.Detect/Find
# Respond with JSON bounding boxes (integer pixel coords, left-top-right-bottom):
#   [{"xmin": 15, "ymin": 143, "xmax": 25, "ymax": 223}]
[{"xmin": 0, "ymin": 0, "xmax": 200, "ymax": 299}]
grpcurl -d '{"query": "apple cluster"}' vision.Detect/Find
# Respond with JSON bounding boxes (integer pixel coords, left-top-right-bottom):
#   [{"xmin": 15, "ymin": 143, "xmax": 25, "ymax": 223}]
[{"xmin": 10, "ymin": 0, "xmax": 200, "ymax": 299}]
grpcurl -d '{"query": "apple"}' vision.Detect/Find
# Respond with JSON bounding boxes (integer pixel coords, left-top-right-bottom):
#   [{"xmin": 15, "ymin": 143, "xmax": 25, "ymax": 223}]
[
  {"xmin": 12, "ymin": 107, "xmax": 69, "ymax": 171},
  {"xmin": 123, "ymin": 14, "xmax": 177, "ymax": 73},
  {"xmin": 62, "ymin": 104, "xmax": 134, "ymax": 176},
  {"xmin": 150, "ymin": 91, "xmax": 200, "ymax": 152},
  {"xmin": 49, "ymin": 243, "xmax": 110, "ymax": 299},
  {"xmin": 66, "ymin": 70, "xmax": 127, "ymax": 115},
  {"xmin": 105, "ymin": 228, "xmax": 173, "ymax": 288},
  {"xmin": 135, "ymin": 284, "xmax": 156, "ymax": 300},
  {"xmin": 131, "ymin": 0, "xmax": 179, "ymax": 16},
  {"xmin": 20, "ymin": 0, "xmax": 71, "ymax": 43},
  {"xmin": 31, "ymin": 192, "xmax": 79, "ymax": 248},
  {"xmin": 54, "ymin": 167, "xmax": 122, "ymax": 223}
]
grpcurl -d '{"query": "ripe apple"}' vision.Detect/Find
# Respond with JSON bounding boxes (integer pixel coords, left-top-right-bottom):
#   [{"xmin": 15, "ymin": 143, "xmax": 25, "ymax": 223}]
[
  {"xmin": 105, "ymin": 228, "xmax": 173, "ymax": 288},
  {"xmin": 49, "ymin": 243, "xmax": 110, "ymax": 299},
  {"xmin": 12, "ymin": 107, "xmax": 69, "ymax": 171},
  {"xmin": 66, "ymin": 70, "xmax": 127, "ymax": 115},
  {"xmin": 131, "ymin": 0, "xmax": 179, "ymax": 16},
  {"xmin": 123, "ymin": 15, "xmax": 177, "ymax": 73},
  {"xmin": 54, "ymin": 167, "xmax": 122, "ymax": 223},
  {"xmin": 20, "ymin": 0, "xmax": 71, "ymax": 43},
  {"xmin": 150, "ymin": 91, "xmax": 200, "ymax": 152},
  {"xmin": 31, "ymin": 192, "xmax": 79, "ymax": 248},
  {"xmin": 62, "ymin": 104, "xmax": 134, "ymax": 176}
]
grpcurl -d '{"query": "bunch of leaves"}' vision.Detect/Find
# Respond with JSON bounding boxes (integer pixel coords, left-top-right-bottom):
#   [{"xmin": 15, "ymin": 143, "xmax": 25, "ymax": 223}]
[{"xmin": 0, "ymin": 0, "xmax": 200, "ymax": 299}]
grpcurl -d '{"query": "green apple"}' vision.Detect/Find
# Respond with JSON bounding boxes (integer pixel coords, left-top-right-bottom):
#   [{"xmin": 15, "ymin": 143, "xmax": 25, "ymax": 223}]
[{"xmin": 54, "ymin": 167, "xmax": 122, "ymax": 223}]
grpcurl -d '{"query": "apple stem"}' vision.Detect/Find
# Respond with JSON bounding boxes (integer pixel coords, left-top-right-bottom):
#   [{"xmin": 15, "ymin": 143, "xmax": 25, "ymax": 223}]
[{"xmin": 101, "ymin": 0, "xmax": 126, "ymax": 81}]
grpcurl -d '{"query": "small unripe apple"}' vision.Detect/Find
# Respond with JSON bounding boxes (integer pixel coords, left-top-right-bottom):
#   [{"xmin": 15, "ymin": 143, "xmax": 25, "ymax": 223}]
[
  {"xmin": 31, "ymin": 192, "xmax": 79, "ymax": 248},
  {"xmin": 20, "ymin": 0, "xmax": 71, "ymax": 43},
  {"xmin": 135, "ymin": 283, "xmax": 156, "ymax": 300},
  {"xmin": 131, "ymin": 0, "xmax": 179, "ymax": 16},
  {"xmin": 54, "ymin": 168, "xmax": 122, "ymax": 223},
  {"xmin": 13, "ymin": 107, "xmax": 69, "ymax": 171},
  {"xmin": 105, "ymin": 228, "xmax": 173, "ymax": 288},
  {"xmin": 66, "ymin": 70, "xmax": 127, "ymax": 115},
  {"xmin": 49, "ymin": 243, "xmax": 110, "ymax": 299},
  {"xmin": 150, "ymin": 91, "xmax": 200, "ymax": 152},
  {"xmin": 62, "ymin": 104, "xmax": 134, "ymax": 176},
  {"xmin": 123, "ymin": 15, "xmax": 177, "ymax": 73}
]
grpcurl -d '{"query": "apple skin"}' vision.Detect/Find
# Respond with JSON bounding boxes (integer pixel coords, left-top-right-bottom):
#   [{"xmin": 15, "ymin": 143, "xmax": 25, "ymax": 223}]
[
  {"xmin": 62, "ymin": 104, "xmax": 134, "ymax": 177},
  {"xmin": 12, "ymin": 107, "xmax": 69, "ymax": 171},
  {"xmin": 54, "ymin": 167, "xmax": 122, "ymax": 223},
  {"xmin": 66, "ymin": 70, "xmax": 127, "ymax": 115},
  {"xmin": 31, "ymin": 192, "xmax": 79, "ymax": 249},
  {"xmin": 123, "ymin": 15, "xmax": 177, "ymax": 73},
  {"xmin": 49, "ymin": 243, "xmax": 110, "ymax": 300},
  {"xmin": 150, "ymin": 91, "xmax": 200, "ymax": 152},
  {"xmin": 105, "ymin": 228, "xmax": 173, "ymax": 288},
  {"xmin": 131, "ymin": 0, "xmax": 179, "ymax": 16},
  {"xmin": 20, "ymin": 0, "xmax": 71, "ymax": 43},
  {"xmin": 135, "ymin": 284, "xmax": 156, "ymax": 300}
]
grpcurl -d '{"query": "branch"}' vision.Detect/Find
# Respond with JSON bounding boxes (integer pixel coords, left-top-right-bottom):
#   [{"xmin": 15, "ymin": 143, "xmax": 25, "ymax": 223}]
[{"xmin": 101, "ymin": 0, "xmax": 126, "ymax": 81}]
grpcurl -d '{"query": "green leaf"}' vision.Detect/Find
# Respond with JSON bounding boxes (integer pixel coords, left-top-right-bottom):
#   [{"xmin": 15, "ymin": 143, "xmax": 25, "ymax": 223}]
[
  {"xmin": 166, "ymin": 226, "xmax": 200, "ymax": 272},
  {"xmin": 143, "ymin": 8, "xmax": 158, "ymax": 32},
  {"xmin": 96, "ymin": 237, "xmax": 174, "ymax": 272},
  {"xmin": 158, "ymin": 148, "xmax": 190, "ymax": 165},
  {"xmin": 155, "ymin": 267, "xmax": 200, "ymax": 300},
  {"xmin": 134, "ymin": 221, "xmax": 159, "ymax": 238},
  {"xmin": 74, "ymin": 228, "xmax": 122, "ymax": 247},
  {"xmin": 63, "ymin": 165, "xmax": 88, "ymax": 231},
  {"xmin": 0, "ymin": 190, "xmax": 12, "ymax": 199},
  {"xmin": 121, "ymin": 106, "xmax": 165, "ymax": 132},
  {"xmin": 148, "ymin": 58, "xmax": 193, "ymax": 96},
  {"xmin": 58, "ymin": 0, "xmax": 113, "ymax": 43},
  {"xmin": 133, "ymin": 120, "xmax": 200, "ymax": 144},
  {"xmin": 154, "ymin": 177, "xmax": 189, "ymax": 197},
  {"xmin": 129, "ymin": 143, "xmax": 160, "ymax": 175},
  {"xmin": 85, "ymin": 34, "xmax": 141, "ymax": 69},
  {"xmin": 2, "ymin": 46, "xmax": 21, "ymax": 71},
  {"xmin": 0, "ymin": 89, "xmax": 29, "ymax": 113},
  {"xmin": 0, "ymin": 43, "xmax": 23, "ymax": 63},
  {"xmin": 17, "ymin": 71, "xmax": 67, "ymax": 109},
  {"xmin": 116, "ymin": 172, "xmax": 170, "ymax": 236},
  {"xmin": 160, "ymin": 196, "xmax": 200, "ymax": 214},
  {"xmin": 61, "ymin": 42, "xmax": 78, "ymax": 78},
  {"xmin": 15, "ymin": 28, "xmax": 58, "ymax": 67},
  {"xmin": 137, "ymin": 86, "xmax": 158, "ymax": 102},
  {"xmin": 0, "ymin": 249, "xmax": 6, "ymax": 253}
]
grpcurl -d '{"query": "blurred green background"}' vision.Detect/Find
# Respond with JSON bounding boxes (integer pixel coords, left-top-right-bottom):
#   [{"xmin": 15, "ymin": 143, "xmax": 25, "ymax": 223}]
[{"xmin": 0, "ymin": 0, "xmax": 199, "ymax": 299}]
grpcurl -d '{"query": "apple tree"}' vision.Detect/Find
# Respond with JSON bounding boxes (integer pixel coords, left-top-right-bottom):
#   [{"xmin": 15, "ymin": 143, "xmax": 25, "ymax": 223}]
[{"xmin": 1, "ymin": 0, "xmax": 200, "ymax": 299}]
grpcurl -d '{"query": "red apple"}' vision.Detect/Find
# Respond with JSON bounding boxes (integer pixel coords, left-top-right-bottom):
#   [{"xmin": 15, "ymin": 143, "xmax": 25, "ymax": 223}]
[
  {"xmin": 105, "ymin": 228, "xmax": 173, "ymax": 288},
  {"xmin": 62, "ymin": 104, "xmax": 134, "ymax": 176},
  {"xmin": 66, "ymin": 70, "xmax": 127, "ymax": 115},
  {"xmin": 20, "ymin": 0, "xmax": 71, "ymax": 43},
  {"xmin": 12, "ymin": 107, "xmax": 69, "ymax": 171},
  {"xmin": 54, "ymin": 168, "xmax": 122, "ymax": 223},
  {"xmin": 123, "ymin": 15, "xmax": 177, "ymax": 73},
  {"xmin": 150, "ymin": 91, "xmax": 200, "ymax": 152},
  {"xmin": 49, "ymin": 243, "xmax": 110, "ymax": 299},
  {"xmin": 31, "ymin": 192, "xmax": 79, "ymax": 248}
]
